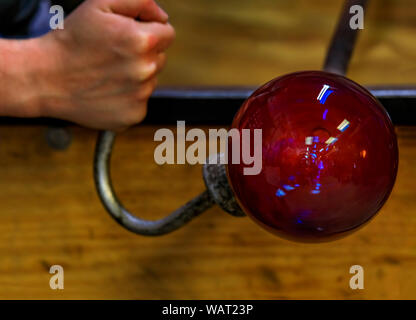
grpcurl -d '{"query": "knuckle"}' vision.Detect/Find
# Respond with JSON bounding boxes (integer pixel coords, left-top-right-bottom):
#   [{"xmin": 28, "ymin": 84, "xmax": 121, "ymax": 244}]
[
  {"xmin": 146, "ymin": 61, "xmax": 158, "ymax": 78},
  {"xmin": 132, "ymin": 61, "xmax": 157, "ymax": 81},
  {"xmin": 158, "ymin": 53, "xmax": 167, "ymax": 69},
  {"xmin": 136, "ymin": 78, "xmax": 157, "ymax": 100},
  {"xmin": 167, "ymin": 23, "xmax": 176, "ymax": 39},
  {"xmin": 138, "ymin": 31, "xmax": 157, "ymax": 52}
]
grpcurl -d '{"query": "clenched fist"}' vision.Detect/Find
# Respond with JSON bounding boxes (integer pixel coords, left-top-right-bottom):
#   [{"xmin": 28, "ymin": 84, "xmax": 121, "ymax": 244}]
[{"xmin": 0, "ymin": 0, "xmax": 175, "ymax": 130}]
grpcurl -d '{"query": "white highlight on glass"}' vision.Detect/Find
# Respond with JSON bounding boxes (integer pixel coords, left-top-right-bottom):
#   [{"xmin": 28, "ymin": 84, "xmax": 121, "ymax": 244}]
[
  {"xmin": 317, "ymin": 85, "xmax": 330, "ymax": 101},
  {"xmin": 325, "ymin": 137, "xmax": 338, "ymax": 145},
  {"xmin": 337, "ymin": 119, "xmax": 350, "ymax": 132}
]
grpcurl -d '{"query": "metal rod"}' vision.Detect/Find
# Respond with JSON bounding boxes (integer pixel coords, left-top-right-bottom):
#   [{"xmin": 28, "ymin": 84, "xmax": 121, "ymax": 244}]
[{"xmin": 323, "ymin": 0, "xmax": 369, "ymax": 75}]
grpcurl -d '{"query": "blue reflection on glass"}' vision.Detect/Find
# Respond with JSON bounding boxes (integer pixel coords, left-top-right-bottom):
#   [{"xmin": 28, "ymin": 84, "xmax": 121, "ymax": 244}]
[
  {"xmin": 276, "ymin": 189, "xmax": 286, "ymax": 197},
  {"xmin": 319, "ymin": 90, "xmax": 333, "ymax": 104},
  {"xmin": 322, "ymin": 109, "xmax": 329, "ymax": 120},
  {"xmin": 283, "ymin": 185, "xmax": 295, "ymax": 191},
  {"xmin": 295, "ymin": 210, "xmax": 312, "ymax": 225},
  {"xmin": 311, "ymin": 160, "xmax": 323, "ymax": 195},
  {"xmin": 340, "ymin": 124, "xmax": 349, "ymax": 131}
]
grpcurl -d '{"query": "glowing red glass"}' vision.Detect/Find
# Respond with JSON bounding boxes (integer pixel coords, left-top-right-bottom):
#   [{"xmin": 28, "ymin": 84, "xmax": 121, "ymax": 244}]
[{"xmin": 227, "ymin": 71, "xmax": 398, "ymax": 242}]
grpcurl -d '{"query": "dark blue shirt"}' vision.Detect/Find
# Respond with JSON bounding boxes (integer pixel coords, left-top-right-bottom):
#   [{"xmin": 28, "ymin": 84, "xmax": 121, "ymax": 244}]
[{"xmin": 0, "ymin": 0, "xmax": 51, "ymax": 38}]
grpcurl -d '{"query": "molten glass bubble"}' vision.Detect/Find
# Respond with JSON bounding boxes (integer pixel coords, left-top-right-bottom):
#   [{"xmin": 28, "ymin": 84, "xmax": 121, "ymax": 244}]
[{"xmin": 227, "ymin": 71, "xmax": 398, "ymax": 242}]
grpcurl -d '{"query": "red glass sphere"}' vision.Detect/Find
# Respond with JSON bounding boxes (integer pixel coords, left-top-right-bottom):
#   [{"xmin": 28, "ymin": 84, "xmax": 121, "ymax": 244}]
[{"xmin": 227, "ymin": 71, "xmax": 398, "ymax": 242}]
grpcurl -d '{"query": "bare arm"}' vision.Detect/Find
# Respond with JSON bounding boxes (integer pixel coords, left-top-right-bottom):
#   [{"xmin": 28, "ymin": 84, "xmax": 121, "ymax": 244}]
[
  {"xmin": 0, "ymin": 38, "xmax": 46, "ymax": 118},
  {"xmin": 0, "ymin": 0, "xmax": 175, "ymax": 130}
]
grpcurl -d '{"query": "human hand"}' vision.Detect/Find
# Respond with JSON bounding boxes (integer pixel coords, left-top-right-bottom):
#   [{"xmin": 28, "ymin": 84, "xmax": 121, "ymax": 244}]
[{"xmin": 37, "ymin": 0, "xmax": 175, "ymax": 130}]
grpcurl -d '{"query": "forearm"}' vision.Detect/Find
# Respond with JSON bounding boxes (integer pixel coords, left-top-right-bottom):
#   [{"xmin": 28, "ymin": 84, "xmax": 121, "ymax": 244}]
[{"xmin": 0, "ymin": 38, "xmax": 48, "ymax": 118}]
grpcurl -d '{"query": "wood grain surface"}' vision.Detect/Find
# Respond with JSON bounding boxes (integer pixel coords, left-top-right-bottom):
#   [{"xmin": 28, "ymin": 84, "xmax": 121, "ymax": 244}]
[
  {"xmin": 0, "ymin": 0, "xmax": 415, "ymax": 299},
  {"xmin": 0, "ymin": 125, "xmax": 414, "ymax": 299},
  {"xmin": 158, "ymin": 0, "xmax": 416, "ymax": 87}
]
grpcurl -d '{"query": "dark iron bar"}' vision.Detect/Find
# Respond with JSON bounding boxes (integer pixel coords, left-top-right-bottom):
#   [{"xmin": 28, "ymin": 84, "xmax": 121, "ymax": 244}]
[
  {"xmin": 145, "ymin": 86, "xmax": 416, "ymax": 126},
  {"xmin": 323, "ymin": 0, "xmax": 369, "ymax": 75},
  {"xmin": 0, "ymin": 86, "xmax": 415, "ymax": 127}
]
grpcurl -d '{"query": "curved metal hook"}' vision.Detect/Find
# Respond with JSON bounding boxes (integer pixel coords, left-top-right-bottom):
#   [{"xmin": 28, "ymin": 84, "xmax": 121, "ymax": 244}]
[{"xmin": 94, "ymin": 130, "xmax": 215, "ymax": 236}]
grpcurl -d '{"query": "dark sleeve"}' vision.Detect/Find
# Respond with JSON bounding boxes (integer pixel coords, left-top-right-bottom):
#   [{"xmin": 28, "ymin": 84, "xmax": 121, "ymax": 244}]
[
  {"xmin": 51, "ymin": 0, "xmax": 84, "ymax": 13},
  {"xmin": 0, "ymin": 0, "xmax": 84, "ymax": 38},
  {"xmin": 0, "ymin": 0, "xmax": 41, "ymax": 37}
]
